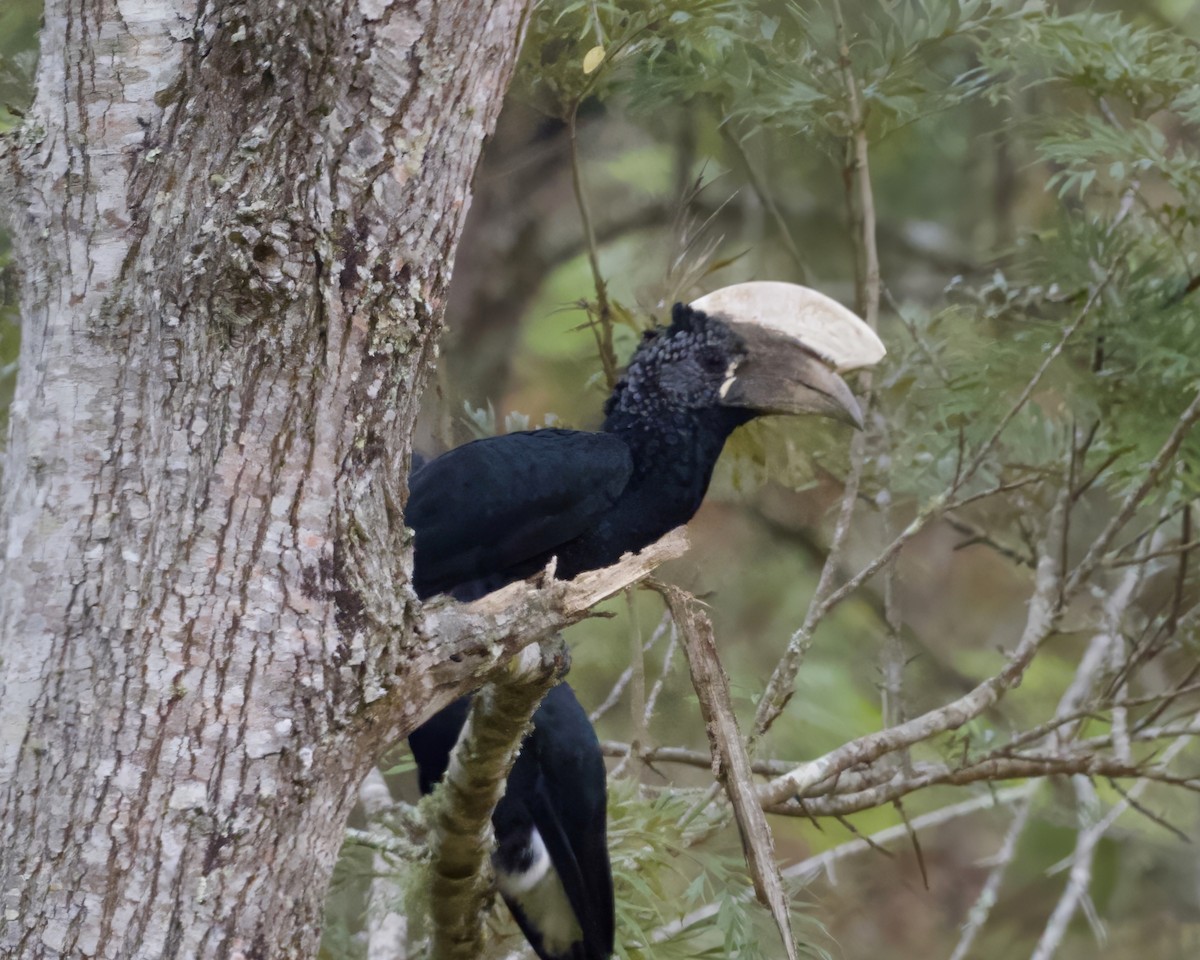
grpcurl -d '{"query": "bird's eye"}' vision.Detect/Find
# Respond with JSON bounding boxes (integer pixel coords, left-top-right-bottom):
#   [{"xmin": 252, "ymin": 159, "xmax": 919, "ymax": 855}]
[{"xmin": 701, "ymin": 350, "xmax": 728, "ymax": 373}]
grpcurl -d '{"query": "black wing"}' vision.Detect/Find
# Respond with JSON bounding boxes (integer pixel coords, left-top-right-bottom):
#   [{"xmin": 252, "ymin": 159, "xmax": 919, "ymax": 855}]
[
  {"xmin": 410, "ymin": 686, "xmax": 613, "ymax": 960},
  {"xmin": 525, "ymin": 685, "xmax": 614, "ymax": 960},
  {"xmin": 407, "ymin": 429, "xmax": 633, "ymax": 599}
]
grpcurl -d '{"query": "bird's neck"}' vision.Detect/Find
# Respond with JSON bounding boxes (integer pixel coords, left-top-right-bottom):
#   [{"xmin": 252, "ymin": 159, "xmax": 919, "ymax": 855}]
[
  {"xmin": 602, "ymin": 404, "xmax": 754, "ymax": 515},
  {"xmin": 544, "ymin": 405, "xmax": 753, "ymax": 581}
]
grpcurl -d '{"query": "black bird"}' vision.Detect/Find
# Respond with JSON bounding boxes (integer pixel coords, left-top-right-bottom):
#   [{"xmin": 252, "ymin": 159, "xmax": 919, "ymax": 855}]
[
  {"xmin": 406, "ymin": 282, "xmax": 884, "ymax": 960},
  {"xmin": 408, "ymin": 684, "xmax": 612, "ymax": 960}
]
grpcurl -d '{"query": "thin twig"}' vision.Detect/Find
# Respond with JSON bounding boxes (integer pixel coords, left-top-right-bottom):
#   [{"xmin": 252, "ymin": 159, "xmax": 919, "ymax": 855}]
[
  {"xmin": 567, "ymin": 102, "xmax": 617, "ymax": 389},
  {"xmin": 758, "ymin": 489, "xmax": 1068, "ymax": 808},
  {"xmin": 948, "ymin": 788, "xmax": 1038, "ymax": 960},
  {"xmin": 1065, "ymin": 386, "xmax": 1200, "ymax": 595},
  {"xmin": 590, "ymin": 609, "xmax": 671, "ymax": 724},
  {"xmin": 944, "ymin": 513, "xmax": 1035, "ymax": 567},
  {"xmin": 359, "ymin": 769, "xmax": 411, "ymax": 960},
  {"xmin": 652, "ymin": 786, "xmax": 1033, "ymax": 944},
  {"xmin": 959, "ymin": 282, "xmax": 1109, "ymax": 491},
  {"xmin": 643, "ymin": 617, "xmax": 679, "ymax": 726},
  {"xmin": 1103, "ymin": 538, "xmax": 1200, "ymax": 566},
  {"xmin": 719, "ymin": 124, "xmax": 808, "ymax": 281}
]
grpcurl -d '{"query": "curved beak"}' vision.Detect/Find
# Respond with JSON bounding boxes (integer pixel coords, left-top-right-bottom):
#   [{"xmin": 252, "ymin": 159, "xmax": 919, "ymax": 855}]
[
  {"xmin": 719, "ymin": 322, "xmax": 864, "ymax": 428},
  {"xmin": 692, "ymin": 281, "xmax": 881, "ymax": 429}
]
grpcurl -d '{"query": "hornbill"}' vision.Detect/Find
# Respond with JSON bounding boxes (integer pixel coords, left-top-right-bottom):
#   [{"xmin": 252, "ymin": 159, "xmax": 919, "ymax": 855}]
[{"xmin": 406, "ymin": 282, "xmax": 884, "ymax": 960}]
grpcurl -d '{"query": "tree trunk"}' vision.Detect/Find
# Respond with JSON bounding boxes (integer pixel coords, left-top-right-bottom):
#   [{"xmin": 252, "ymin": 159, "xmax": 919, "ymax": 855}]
[{"xmin": 0, "ymin": 1, "xmax": 530, "ymax": 956}]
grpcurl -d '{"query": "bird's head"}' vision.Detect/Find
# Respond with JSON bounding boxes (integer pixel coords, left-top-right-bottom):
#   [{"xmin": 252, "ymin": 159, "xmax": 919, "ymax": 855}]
[{"xmin": 607, "ymin": 282, "xmax": 885, "ymax": 428}]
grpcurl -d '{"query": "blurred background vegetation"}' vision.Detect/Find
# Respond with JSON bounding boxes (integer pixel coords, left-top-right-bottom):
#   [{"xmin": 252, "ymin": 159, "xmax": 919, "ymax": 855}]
[
  {"xmin": 5, "ymin": 1, "xmax": 1200, "ymax": 958},
  {"xmin": 0, "ymin": 0, "xmax": 36, "ymax": 434}
]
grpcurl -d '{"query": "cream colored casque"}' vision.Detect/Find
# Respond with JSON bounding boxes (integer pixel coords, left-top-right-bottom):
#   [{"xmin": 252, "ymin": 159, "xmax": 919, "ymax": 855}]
[
  {"xmin": 689, "ymin": 280, "xmax": 885, "ymax": 429},
  {"xmin": 692, "ymin": 280, "xmax": 886, "ymax": 373}
]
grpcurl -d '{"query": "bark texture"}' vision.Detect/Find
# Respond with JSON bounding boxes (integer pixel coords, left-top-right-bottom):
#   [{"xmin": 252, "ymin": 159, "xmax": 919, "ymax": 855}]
[{"xmin": 0, "ymin": 1, "xmax": 532, "ymax": 957}]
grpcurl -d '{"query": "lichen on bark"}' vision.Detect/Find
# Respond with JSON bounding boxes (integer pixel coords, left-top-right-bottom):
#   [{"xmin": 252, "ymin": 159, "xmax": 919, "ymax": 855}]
[{"xmin": 0, "ymin": 2, "xmax": 537, "ymax": 957}]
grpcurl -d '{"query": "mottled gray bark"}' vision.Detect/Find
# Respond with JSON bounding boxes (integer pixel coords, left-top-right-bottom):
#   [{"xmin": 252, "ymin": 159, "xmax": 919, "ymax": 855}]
[{"xmin": 0, "ymin": 1, "xmax": 532, "ymax": 957}]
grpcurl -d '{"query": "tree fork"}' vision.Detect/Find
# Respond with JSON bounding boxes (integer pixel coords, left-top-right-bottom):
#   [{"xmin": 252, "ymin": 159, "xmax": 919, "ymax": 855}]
[{"xmin": 0, "ymin": 1, "xmax": 531, "ymax": 957}]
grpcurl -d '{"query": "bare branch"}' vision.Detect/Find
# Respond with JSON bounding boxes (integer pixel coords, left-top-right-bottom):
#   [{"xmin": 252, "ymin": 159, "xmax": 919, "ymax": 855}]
[
  {"xmin": 567, "ymin": 104, "xmax": 617, "ymax": 388},
  {"xmin": 1031, "ymin": 737, "xmax": 1195, "ymax": 960},
  {"xmin": 948, "ymin": 788, "xmax": 1038, "ymax": 960},
  {"xmin": 758, "ymin": 492, "xmax": 1067, "ymax": 808},
  {"xmin": 589, "ymin": 609, "xmax": 672, "ymax": 725},
  {"xmin": 1103, "ymin": 538, "xmax": 1200, "ymax": 567},
  {"xmin": 643, "ymin": 617, "xmax": 680, "ymax": 727},
  {"xmin": 410, "ymin": 528, "xmax": 690, "ymax": 733},
  {"xmin": 763, "ymin": 754, "xmax": 1200, "ymax": 818},
  {"xmin": 654, "ymin": 581, "xmax": 799, "ymax": 960},
  {"xmin": 653, "ymin": 786, "xmax": 1033, "ymax": 944},
  {"xmin": 944, "ymin": 513, "xmax": 1035, "ymax": 567}
]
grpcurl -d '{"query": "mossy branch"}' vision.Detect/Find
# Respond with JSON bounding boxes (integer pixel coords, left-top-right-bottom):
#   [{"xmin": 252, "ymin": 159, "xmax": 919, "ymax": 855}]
[{"xmin": 427, "ymin": 639, "xmax": 567, "ymax": 960}]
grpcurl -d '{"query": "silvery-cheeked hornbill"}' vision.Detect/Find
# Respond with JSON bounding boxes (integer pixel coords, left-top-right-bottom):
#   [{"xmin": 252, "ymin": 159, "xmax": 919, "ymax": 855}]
[{"xmin": 406, "ymin": 282, "xmax": 885, "ymax": 960}]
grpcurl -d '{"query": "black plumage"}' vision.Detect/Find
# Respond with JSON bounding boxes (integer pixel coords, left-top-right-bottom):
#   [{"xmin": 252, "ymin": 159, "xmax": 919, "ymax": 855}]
[
  {"xmin": 406, "ymin": 300, "xmax": 868, "ymax": 960},
  {"xmin": 409, "ymin": 430, "xmax": 634, "ymax": 601},
  {"xmin": 408, "ymin": 685, "xmax": 612, "ymax": 960},
  {"xmin": 409, "ymin": 306, "xmax": 759, "ymax": 602}
]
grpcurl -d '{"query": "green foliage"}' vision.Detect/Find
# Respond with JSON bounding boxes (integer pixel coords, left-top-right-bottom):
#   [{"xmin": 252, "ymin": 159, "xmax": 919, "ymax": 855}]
[
  {"xmin": 490, "ymin": 4, "xmax": 1200, "ymax": 957},
  {"xmin": 520, "ymin": 1, "xmax": 755, "ymax": 117},
  {"xmin": 606, "ymin": 778, "xmax": 826, "ymax": 959},
  {"xmin": 534, "ymin": 0, "xmax": 1021, "ymax": 154},
  {"xmin": 734, "ymin": 1, "xmax": 1013, "ymax": 145},
  {"xmin": 980, "ymin": 9, "xmax": 1200, "ymax": 112}
]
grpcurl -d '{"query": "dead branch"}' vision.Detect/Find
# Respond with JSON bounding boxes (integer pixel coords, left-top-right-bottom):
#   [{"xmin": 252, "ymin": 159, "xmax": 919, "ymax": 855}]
[
  {"xmin": 653, "ymin": 581, "xmax": 799, "ymax": 960},
  {"xmin": 409, "ymin": 528, "xmax": 689, "ymax": 733}
]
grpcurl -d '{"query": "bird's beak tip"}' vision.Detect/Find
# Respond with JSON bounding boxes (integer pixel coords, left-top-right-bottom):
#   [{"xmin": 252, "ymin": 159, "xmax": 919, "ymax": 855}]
[{"xmin": 841, "ymin": 393, "xmax": 866, "ymax": 431}]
